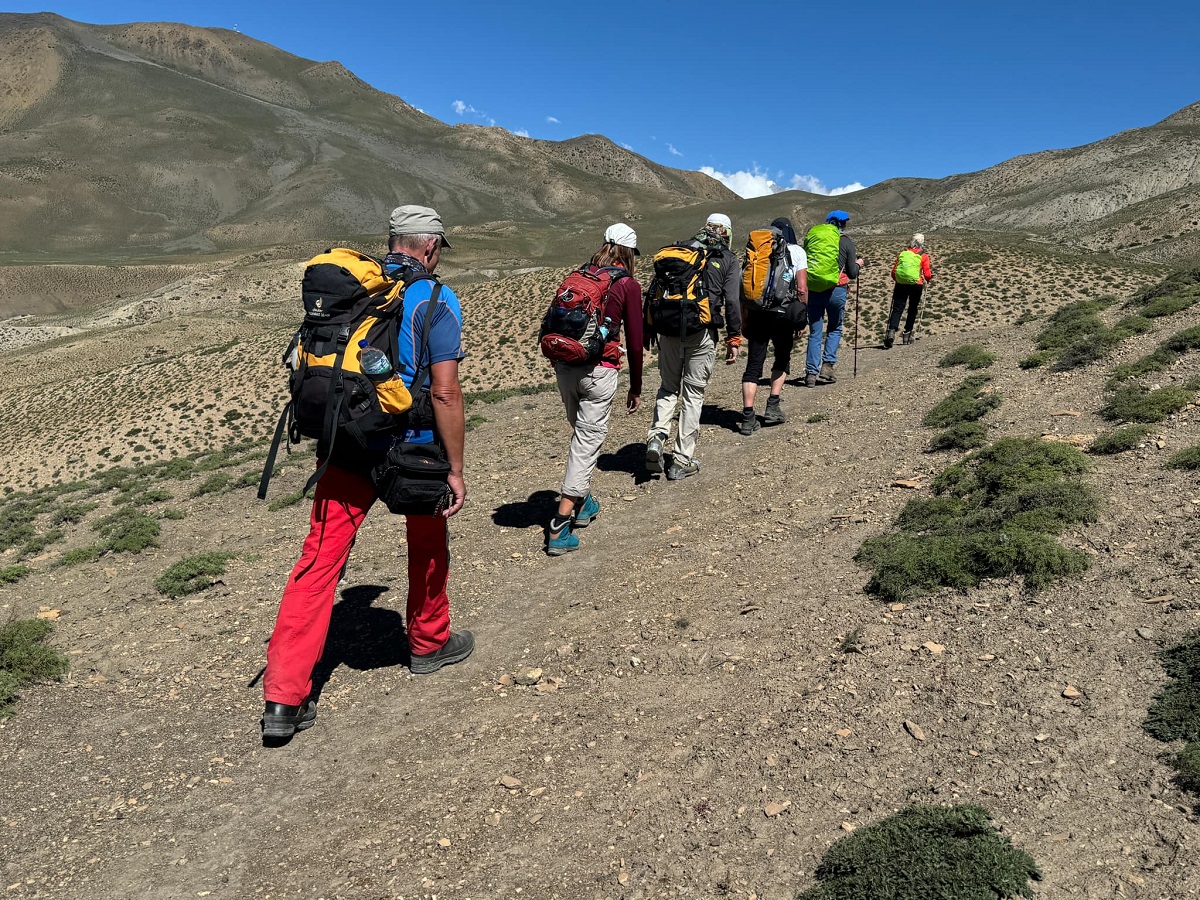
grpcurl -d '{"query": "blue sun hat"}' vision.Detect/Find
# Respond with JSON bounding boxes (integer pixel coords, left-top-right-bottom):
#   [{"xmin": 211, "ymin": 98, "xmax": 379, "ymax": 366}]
[{"xmin": 826, "ymin": 210, "xmax": 850, "ymax": 225}]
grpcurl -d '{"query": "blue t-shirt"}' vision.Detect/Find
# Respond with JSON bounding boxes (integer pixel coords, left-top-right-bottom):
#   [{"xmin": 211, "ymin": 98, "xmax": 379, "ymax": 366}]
[{"xmin": 384, "ymin": 269, "xmax": 464, "ymax": 443}]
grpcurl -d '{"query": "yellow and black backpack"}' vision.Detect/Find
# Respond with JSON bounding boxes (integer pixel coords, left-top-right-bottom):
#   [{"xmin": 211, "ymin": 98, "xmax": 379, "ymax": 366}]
[
  {"xmin": 644, "ymin": 243, "xmax": 712, "ymax": 338},
  {"xmin": 258, "ymin": 248, "xmax": 435, "ymax": 499}
]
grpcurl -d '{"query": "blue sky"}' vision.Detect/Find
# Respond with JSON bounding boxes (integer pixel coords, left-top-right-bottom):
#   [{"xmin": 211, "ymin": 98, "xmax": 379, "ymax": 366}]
[{"xmin": 10, "ymin": 1, "xmax": 1200, "ymax": 197}]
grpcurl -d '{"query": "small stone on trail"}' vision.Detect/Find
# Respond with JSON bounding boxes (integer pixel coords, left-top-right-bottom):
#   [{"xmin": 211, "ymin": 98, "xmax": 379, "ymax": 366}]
[
  {"xmin": 922, "ymin": 641, "xmax": 945, "ymax": 655},
  {"xmin": 515, "ymin": 668, "xmax": 543, "ymax": 686},
  {"xmin": 511, "ymin": 552, "xmax": 523, "ymax": 559},
  {"xmin": 835, "ymin": 728, "xmax": 853, "ymax": 737},
  {"xmin": 766, "ymin": 753, "xmax": 779, "ymax": 767},
  {"xmin": 497, "ymin": 674, "xmax": 514, "ymax": 687},
  {"xmin": 485, "ymin": 813, "xmax": 501, "ymax": 827},
  {"xmin": 528, "ymin": 813, "xmax": 544, "ymax": 825},
  {"xmin": 841, "ymin": 821, "xmax": 856, "ymax": 832},
  {"xmin": 621, "ymin": 496, "xmax": 636, "ymax": 502},
  {"xmin": 499, "ymin": 775, "xmax": 522, "ymax": 789},
  {"xmin": 740, "ymin": 604, "xmax": 762, "ymax": 614},
  {"xmin": 889, "ymin": 603, "xmax": 906, "ymax": 611},
  {"xmin": 977, "ymin": 654, "xmax": 996, "ymax": 661},
  {"xmin": 903, "ymin": 720, "xmax": 927, "ymax": 741},
  {"xmin": 1144, "ymin": 595, "xmax": 1175, "ymax": 604},
  {"xmin": 1062, "ymin": 685, "xmax": 1083, "ymax": 699},
  {"xmin": 617, "ymin": 871, "xmax": 629, "ymax": 885},
  {"xmin": 36, "ymin": 607, "xmax": 61, "ymax": 620},
  {"xmin": 1136, "ymin": 627, "xmax": 1156, "ymax": 640},
  {"xmin": 892, "ymin": 479, "xmax": 921, "ymax": 489},
  {"xmin": 764, "ymin": 800, "xmax": 791, "ymax": 817},
  {"xmin": 437, "ymin": 838, "xmax": 451, "ymax": 849},
  {"xmin": 1051, "ymin": 410, "xmax": 1083, "ymax": 417},
  {"xmin": 1035, "ymin": 733, "xmax": 1049, "ymax": 742}
]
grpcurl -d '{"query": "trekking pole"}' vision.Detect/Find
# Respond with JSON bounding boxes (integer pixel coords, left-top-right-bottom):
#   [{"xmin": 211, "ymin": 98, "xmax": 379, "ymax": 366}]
[
  {"xmin": 853, "ymin": 274, "xmax": 861, "ymax": 378},
  {"xmin": 913, "ymin": 280, "xmax": 931, "ymax": 342}
]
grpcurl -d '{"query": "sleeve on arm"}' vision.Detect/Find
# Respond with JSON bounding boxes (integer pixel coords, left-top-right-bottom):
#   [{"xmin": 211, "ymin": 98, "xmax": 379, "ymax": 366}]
[
  {"xmin": 922, "ymin": 253, "xmax": 934, "ymax": 282},
  {"xmin": 424, "ymin": 285, "xmax": 465, "ymax": 365},
  {"xmin": 723, "ymin": 254, "xmax": 743, "ymax": 336},
  {"xmin": 620, "ymin": 278, "xmax": 644, "ymax": 395},
  {"xmin": 841, "ymin": 236, "xmax": 861, "ymax": 280}
]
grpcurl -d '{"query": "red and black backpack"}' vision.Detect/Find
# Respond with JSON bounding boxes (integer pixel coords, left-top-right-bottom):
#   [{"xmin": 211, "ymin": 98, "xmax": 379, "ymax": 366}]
[{"xmin": 538, "ymin": 264, "xmax": 627, "ymax": 365}]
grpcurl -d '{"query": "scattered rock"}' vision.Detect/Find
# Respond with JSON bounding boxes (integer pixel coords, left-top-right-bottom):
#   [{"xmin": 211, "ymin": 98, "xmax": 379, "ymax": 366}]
[
  {"xmin": 514, "ymin": 668, "xmax": 543, "ymax": 686},
  {"xmin": 922, "ymin": 641, "xmax": 945, "ymax": 655},
  {"xmin": 892, "ymin": 479, "xmax": 922, "ymax": 489},
  {"xmin": 977, "ymin": 654, "xmax": 996, "ymax": 661},
  {"xmin": 35, "ymin": 606, "xmax": 61, "ymax": 620},
  {"xmin": 764, "ymin": 800, "xmax": 791, "ymax": 818},
  {"xmin": 889, "ymin": 603, "xmax": 906, "ymax": 612},
  {"xmin": 621, "ymin": 496, "xmax": 636, "ymax": 502},
  {"xmin": 739, "ymin": 604, "xmax": 762, "ymax": 614},
  {"xmin": 1136, "ymin": 627, "xmax": 1156, "ymax": 640},
  {"xmin": 835, "ymin": 728, "xmax": 853, "ymax": 738},
  {"xmin": 1062, "ymin": 685, "xmax": 1083, "ymax": 699},
  {"xmin": 1143, "ymin": 594, "xmax": 1175, "ymax": 604},
  {"xmin": 903, "ymin": 720, "xmax": 927, "ymax": 741},
  {"xmin": 527, "ymin": 813, "xmax": 544, "ymax": 825},
  {"xmin": 617, "ymin": 870, "xmax": 629, "ymax": 885},
  {"xmin": 497, "ymin": 674, "xmax": 514, "ymax": 687},
  {"xmin": 841, "ymin": 821, "xmax": 857, "ymax": 832},
  {"xmin": 510, "ymin": 552, "xmax": 523, "ymax": 559},
  {"xmin": 1051, "ymin": 410, "xmax": 1083, "ymax": 417},
  {"xmin": 437, "ymin": 838, "xmax": 451, "ymax": 849},
  {"xmin": 499, "ymin": 775, "xmax": 522, "ymax": 789},
  {"xmin": 485, "ymin": 813, "xmax": 501, "ymax": 827}
]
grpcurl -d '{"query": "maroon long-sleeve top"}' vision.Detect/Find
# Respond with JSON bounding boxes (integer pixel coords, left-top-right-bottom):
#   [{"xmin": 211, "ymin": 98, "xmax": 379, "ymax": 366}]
[{"xmin": 599, "ymin": 271, "xmax": 644, "ymax": 395}]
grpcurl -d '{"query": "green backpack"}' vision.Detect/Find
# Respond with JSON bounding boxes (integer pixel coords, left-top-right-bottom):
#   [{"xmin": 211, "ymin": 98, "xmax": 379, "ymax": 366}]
[
  {"xmin": 895, "ymin": 249, "xmax": 924, "ymax": 285},
  {"xmin": 804, "ymin": 223, "xmax": 842, "ymax": 292}
]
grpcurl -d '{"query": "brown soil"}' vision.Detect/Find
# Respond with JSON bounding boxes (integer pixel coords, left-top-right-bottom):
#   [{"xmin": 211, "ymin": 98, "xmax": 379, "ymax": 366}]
[{"xmin": 1, "ymin": 270, "xmax": 1199, "ymax": 898}]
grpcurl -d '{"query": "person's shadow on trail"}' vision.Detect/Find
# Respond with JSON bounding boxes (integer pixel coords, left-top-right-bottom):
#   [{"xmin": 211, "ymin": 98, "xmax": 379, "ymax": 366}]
[
  {"xmin": 597, "ymin": 442, "xmax": 655, "ymax": 485},
  {"xmin": 700, "ymin": 403, "xmax": 743, "ymax": 434},
  {"xmin": 492, "ymin": 490, "xmax": 558, "ymax": 528},
  {"xmin": 309, "ymin": 584, "xmax": 409, "ymax": 702}
]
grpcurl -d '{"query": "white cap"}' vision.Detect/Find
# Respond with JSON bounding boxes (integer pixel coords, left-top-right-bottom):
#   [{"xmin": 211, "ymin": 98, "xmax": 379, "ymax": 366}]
[
  {"xmin": 706, "ymin": 213, "xmax": 732, "ymax": 230},
  {"xmin": 604, "ymin": 222, "xmax": 639, "ymax": 255},
  {"xmin": 911, "ymin": 232, "xmax": 925, "ymax": 247}
]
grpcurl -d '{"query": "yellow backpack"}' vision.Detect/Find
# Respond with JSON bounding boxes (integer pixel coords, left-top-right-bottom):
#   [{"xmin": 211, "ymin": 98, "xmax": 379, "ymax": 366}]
[{"xmin": 644, "ymin": 243, "xmax": 712, "ymax": 337}]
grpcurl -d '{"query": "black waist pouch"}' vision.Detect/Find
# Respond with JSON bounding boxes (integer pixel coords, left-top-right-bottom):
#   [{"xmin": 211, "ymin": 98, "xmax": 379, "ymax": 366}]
[{"xmin": 371, "ymin": 441, "xmax": 452, "ymax": 516}]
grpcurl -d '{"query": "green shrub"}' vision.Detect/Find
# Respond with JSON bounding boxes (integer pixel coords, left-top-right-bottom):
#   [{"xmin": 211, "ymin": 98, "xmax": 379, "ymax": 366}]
[
  {"xmin": 1052, "ymin": 329, "xmax": 1124, "ymax": 371},
  {"xmin": 268, "ymin": 489, "xmax": 312, "ymax": 511},
  {"xmin": 192, "ymin": 473, "xmax": 230, "ymax": 497},
  {"xmin": 1035, "ymin": 299, "xmax": 1112, "ymax": 351},
  {"xmin": 1100, "ymin": 384, "xmax": 1195, "ymax": 423},
  {"xmin": 807, "ymin": 413, "xmax": 830, "ymax": 424},
  {"xmin": 938, "ymin": 345, "xmax": 995, "ymax": 370},
  {"xmin": 1127, "ymin": 269, "xmax": 1200, "ymax": 318},
  {"xmin": 0, "ymin": 565, "xmax": 31, "ymax": 585},
  {"xmin": 92, "ymin": 508, "xmax": 161, "ymax": 554},
  {"xmin": 857, "ymin": 439, "xmax": 1097, "ymax": 602},
  {"xmin": 1018, "ymin": 351, "xmax": 1052, "ymax": 370},
  {"xmin": 1145, "ymin": 631, "xmax": 1200, "ymax": 796},
  {"xmin": 797, "ymin": 804, "xmax": 1041, "ymax": 900},
  {"xmin": 0, "ymin": 618, "xmax": 69, "ymax": 715},
  {"xmin": 57, "ymin": 546, "xmax": 102, "ymax": 567},
  {"xmin": 1089, "ymin": 425, "xmax": 1154, "ymax": 455},
  {"xmin": 929, "ymin": 422, "xmax": 987, "ymax": 452},
  {"xmin": 50, "ymin": 501, "xmax": 98, "ymax": 526},
  {"xmin": 1165, "ymin": 445, "xmax": 1200, "ymax": 471},
  {"xmin": 155, "ymin": 552, "xmax": 236, "ymax": 598},
  {"xmin": 923, "ymin": 376, "xmax": 1001, "ymax": 428},
  {"xmin": 19, "ymin": 530, "xmax": 64, "ymax": 559}
]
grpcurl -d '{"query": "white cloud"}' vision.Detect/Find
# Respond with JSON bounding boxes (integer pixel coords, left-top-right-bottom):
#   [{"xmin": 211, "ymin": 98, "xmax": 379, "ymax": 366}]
[
  {"xmin": 621, "ymin": 143, "xmax": 634, "ymax": 151},
  {"xmin": 667, "ymin": 143, "xmax": 682, "ymax": 157},
  {"xmin": 698, "ymin": 165, "xmax": 866, "ymax": 199},
  {"xmin": 451, "ymin": 100, "xmax": 477, "ymax": 116},
  {"xmin": 486, "ymin": 117, "xmax": 497, "ymax": 127},
  {"xmin": 546, "ymin": 116, "xmax": 560, "ymax": 124},
  {"xmin": 513, "ymin": 128, "xmax": 530, "ymax": 137}
]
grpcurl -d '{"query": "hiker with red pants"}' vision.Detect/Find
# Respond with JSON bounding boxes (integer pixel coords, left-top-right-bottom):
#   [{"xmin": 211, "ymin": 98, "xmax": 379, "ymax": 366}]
[
  {"xmin": 884, "ymin": 233, "xmax": 934, "ymax": 348},
  {"xmin": 542, "ymin": 223, "xmax": 644, "ymax": 556},
  {"xmin": 261, "ymin": 205, "xmax": 472, "ymax": 741}
]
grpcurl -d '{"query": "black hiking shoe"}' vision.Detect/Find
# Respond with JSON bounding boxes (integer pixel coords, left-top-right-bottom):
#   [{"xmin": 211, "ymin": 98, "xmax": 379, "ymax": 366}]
[
  {"xmin": 411, "ymin": 630, "xmax": 475, "ymax": 675},
  {"xmin": 902, "ymin": 331, "xmax": 914, "ymax": 345},
  {"xmin": 261, "ymin": 699, "xmax": 317, "ymax": 740},
  {"xmin": 644, "ymin": 434, "xmax": 665, "ymax": 473},
  {"xmin": 764, "ymin": 396, "xmax": 785, "ymax": 425},
  {"xmin": 739, "ymin": 408, "xmax": 760, "ymax": 436},
  {"xmin": 817, "ymin": 362, "xmax": 837, "ymax": 384},
  {"xmin": 803, "ymin": 373, "xmax": 817, "ymax": 387},
  {"xmin": 666, "ymin": 458, "xmax": 700, "ymax": 481},
  {"xmin": 884, "ymin": 329, "xmax": 896, "ymax": 349}
]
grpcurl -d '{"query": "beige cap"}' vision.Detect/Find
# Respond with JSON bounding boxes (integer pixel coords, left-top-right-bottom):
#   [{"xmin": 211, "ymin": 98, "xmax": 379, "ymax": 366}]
[
  {"xmin": 911, "ymin": 233, "xmax": 925, "ymax": 247},
  {"xmin": 389, "ymin": 204, "xmax": 452, "ymax": 248},
  {"xmin": 604, "ymin": 222, "xmax": 639, "ymax": 255}
]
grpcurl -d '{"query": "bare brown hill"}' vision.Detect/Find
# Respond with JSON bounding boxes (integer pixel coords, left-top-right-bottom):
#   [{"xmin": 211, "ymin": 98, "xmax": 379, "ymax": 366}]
[{"xmin": 0, "ymin": 14, "xmax": 733, "ymax": 258}]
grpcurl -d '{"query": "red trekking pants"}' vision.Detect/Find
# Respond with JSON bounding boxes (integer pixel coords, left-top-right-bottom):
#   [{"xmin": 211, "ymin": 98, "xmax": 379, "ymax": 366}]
[{"xmin": 263, "ymin": 463, "xmax": 451, "ymax": 706}]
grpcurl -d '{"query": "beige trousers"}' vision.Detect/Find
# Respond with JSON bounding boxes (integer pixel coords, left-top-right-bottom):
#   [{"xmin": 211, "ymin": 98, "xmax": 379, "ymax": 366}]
[
  {"xmin": 555, "ymin": 363, "xmax": 619, "ymax": 498},
  {"xmin": 648, "ymin": 329, "xmax": 717, "ymax": 464}
]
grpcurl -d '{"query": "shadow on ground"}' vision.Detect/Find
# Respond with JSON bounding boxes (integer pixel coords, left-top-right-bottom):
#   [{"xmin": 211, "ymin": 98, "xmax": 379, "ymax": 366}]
[
  {"xmin": 492, "ymin": 490, "xmax": 558, "ymax": 528},
  {"xmin": 310, "ymin": 584, "xmax": 409, "ymax": 702}
]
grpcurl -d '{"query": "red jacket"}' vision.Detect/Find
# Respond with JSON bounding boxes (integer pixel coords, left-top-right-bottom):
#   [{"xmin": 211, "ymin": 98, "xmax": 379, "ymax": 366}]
[{"xmin": 599, "ymin": 272, "xmax": 644, "ymax": 395}]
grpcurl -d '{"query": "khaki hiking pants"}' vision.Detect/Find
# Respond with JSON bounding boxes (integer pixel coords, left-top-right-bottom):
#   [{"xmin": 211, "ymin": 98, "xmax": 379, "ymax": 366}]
[
  {"xmin": 555, "ymin": 362, "xmax": 619, "ymax": 499},
  {"xmin": 649, "ymin": 328, "xmax": 717, "ymax": 464}
]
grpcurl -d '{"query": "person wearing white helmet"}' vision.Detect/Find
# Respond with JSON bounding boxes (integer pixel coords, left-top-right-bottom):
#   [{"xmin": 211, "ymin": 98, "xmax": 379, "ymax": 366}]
[{"xmin": 644, "ymin": 212, "xmax": 742, "ymax": 480}]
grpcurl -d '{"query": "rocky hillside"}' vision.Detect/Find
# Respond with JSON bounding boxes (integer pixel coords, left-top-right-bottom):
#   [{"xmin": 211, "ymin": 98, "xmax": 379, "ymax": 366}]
[{"xmin": 0, "ymin": 14, "xmax": 733, "ymax": 257}]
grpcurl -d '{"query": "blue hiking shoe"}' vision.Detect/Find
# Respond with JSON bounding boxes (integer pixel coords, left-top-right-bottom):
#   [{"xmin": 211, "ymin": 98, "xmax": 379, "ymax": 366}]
[
  {"xmin": 573, "ymin": 495, "xmax": 600, "ymax": 528},
  {"xmin": 547, "ymin": 517, "xmax": 579, "ymax": 556}
]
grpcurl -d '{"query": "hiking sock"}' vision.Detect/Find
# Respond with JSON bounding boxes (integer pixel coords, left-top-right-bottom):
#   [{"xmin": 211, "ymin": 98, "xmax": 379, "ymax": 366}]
[
  {"xmin": 743, "ymin": 406, "xmax": 754, "ymax": 414},
  {"xmin": 549, "ymin": 517, "xmax": 572, "ymax": 536}
]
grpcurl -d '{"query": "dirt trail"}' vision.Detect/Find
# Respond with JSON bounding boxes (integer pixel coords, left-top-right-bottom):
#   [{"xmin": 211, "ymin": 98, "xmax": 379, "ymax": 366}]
[{"xmin": 2, "ymin": 309, "xmax": 1200, "ymax": 899}]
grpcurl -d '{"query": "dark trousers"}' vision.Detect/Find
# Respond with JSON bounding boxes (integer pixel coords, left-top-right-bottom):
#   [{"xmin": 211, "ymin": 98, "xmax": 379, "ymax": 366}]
[
  {"xmin": 888, "ymin": 283, "xmax": 925, "ymax": 332},
  {"xmin": 741, "ymin": 310, "xmax": 797, "ymax": 385}
]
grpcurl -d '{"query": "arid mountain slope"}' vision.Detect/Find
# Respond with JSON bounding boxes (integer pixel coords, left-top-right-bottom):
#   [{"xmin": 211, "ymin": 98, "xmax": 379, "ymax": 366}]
[{"xmin": 0, "ymin": 14, "xmax": 733, "ymax": 257}]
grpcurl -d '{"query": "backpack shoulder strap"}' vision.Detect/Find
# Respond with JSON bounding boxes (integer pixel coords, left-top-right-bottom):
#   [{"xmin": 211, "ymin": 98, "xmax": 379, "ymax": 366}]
[{"xmin": 409, "ymin": 281, "xmax": 445, "ymax": 390}]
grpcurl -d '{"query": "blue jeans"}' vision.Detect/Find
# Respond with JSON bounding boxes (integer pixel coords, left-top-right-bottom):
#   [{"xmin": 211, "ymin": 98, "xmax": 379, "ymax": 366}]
[{"xmin": 806, "ymin": 285, "xmax": 848, "ymax": 375}]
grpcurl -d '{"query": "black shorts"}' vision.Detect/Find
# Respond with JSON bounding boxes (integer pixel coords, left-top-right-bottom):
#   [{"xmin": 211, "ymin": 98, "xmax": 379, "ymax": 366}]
[{"xmin": 741, "ymin": 310, "xmax": 797, "ymax": 383}]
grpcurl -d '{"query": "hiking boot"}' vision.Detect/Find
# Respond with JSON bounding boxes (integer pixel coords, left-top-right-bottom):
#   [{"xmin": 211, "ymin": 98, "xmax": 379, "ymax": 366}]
[
  {"xmin": 644, "ymin": 434, "xmax": 665, "ymax": 474},
  {"xmin": 410, "ymin": 630, "xmax": 475, "ymax": 675},
  {"xmin": 261, "ymin": 699, "xmax": 317, "ymax": 740},
  {"xmin": 666, "ymin": 457, "xmax": 700, "ymax": 481},
  {"xmin": 803, "ymin": 373, "xmax": 817, "ymax": 387},
  {"xmin": 902, "ymin": 331, "xmax": 914, "ymax": 345},
  {"xmin": 884, "ymin": 329, "xmax": 896, "ymax": 349},
  {"xmin": 763, "ymin": 396, "xmax": 785, "ymax": 425},
  {"xmin": 546, "ymin": 517, "xmax": 579, "ymax": 556},
  {"xmin": 739, "ymin": 408, "xmax": 760, "ymax": 436},
  {"xmin": 817, "ymin": 362, "xmax": 837, "ymax": 384},
  {"xmin": 573, "ymin": 495, "xmax": 600, "ymax": 528}
]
